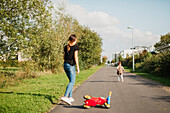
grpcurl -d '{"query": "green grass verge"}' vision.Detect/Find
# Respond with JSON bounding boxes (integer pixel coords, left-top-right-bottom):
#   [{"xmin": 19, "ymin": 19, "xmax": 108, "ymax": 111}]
[
  {"xmin": 0, "ymin": 67, "xmax": 21, "ymax": 72},
  {"xmin": 0, "ymin": 65, "xmax": 103, "ymax": 113},
  {"xmin": 124, "ymin": 67, "xmax": 170, "ymax": 86}
]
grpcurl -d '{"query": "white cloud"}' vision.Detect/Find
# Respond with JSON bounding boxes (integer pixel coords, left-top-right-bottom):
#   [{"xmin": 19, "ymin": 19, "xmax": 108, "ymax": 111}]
[
  {"xmin": 133, "ymin": 29, "xmax": 160, "ymax": 46},
  {"xmin": 66, "ymin": 4, "xmax": 120, "ymax": 27},
  {"xmin": 53, "ymin": 2, "xmax": 160, "ymax": 60}
]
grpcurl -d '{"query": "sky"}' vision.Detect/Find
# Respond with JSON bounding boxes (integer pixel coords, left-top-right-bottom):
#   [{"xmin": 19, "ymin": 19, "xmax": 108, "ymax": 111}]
[{"xmin": 52, "ymin": 0, "xmax": 170, "ymax": 60}]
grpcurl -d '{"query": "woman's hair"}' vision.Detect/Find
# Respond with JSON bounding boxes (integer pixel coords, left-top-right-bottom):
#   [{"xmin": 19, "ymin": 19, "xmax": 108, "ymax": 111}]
[
  {"xmin": 69, "ymin": 34, "xmax": 77, "ymax": 42},
  {"xmin": 67, "ymin": 34, "xmax": 77, "ymax": 52}
]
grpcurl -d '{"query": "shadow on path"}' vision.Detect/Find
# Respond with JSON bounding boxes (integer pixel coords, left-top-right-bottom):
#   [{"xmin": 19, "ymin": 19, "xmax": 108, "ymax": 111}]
[
  {"xmin": 151, "ymin": 96, "xmax": 170, "ymax": 102},
  {"xmin": 0, "ymin": 91, "xmax": 58, "ymax": 104},
  {"xmin": 86, "ymin": 80, "xmax": 117, "ymax": 83},
  {"xmin": 124, "ymin": 74, "xmax": 160, "ymax": 87},
  {"xmin": 141, "ymin": 95, "xmax": 170, "ymax": 103},
  {"xmin": 63, "ymin": 105, "xmax": 84, "ymax": 109},
  {"xmin": 62, "ymin": 104, "xmax": 107, "ymax": 109}
]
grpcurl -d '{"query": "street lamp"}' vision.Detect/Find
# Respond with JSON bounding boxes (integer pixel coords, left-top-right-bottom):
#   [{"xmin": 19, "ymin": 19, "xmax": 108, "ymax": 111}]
[{"xmin": 127, "ymin": 26, "xmax": 135, "ymax": 71}]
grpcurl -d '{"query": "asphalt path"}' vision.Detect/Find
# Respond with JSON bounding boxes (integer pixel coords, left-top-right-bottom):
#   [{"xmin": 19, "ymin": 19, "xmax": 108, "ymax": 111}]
[{"xmin": 50, "ymin": 66, "xmax": 170, "ymax": 113}]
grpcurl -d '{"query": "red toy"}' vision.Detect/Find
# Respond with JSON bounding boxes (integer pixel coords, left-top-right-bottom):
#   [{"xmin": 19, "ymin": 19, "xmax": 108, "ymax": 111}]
[{"xmin": 83, "ymin": 91, "xmax": 112, "ymax": 109}]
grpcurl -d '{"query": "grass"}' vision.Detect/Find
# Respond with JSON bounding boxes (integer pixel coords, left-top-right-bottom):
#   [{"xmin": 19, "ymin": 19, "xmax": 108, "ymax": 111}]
[
  {"xmin": 0, "ymin": 65, "xmax": 103, "ymax": 113},
  {"xmin": 0, "ymin": 67, "xmax": 21, "ymax": 72},
  {"xmin": 124, "ymin": 67, "xmax": 170, "ymax": 86}
]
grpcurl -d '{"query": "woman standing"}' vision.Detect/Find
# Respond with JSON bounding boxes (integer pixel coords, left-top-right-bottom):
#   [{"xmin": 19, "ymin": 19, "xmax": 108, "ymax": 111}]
[{"xmin": 61, "ymin": 34, "xmax": 80, "ymax": 105}]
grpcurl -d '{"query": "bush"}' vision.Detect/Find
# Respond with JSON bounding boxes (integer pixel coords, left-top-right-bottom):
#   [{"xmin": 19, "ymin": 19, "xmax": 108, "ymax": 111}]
[
  {"xmin": 123, "ymin": 50, "xmax": 169, "ymax": 77},
  {"xmin": 0, "ymin": 60, "xmax": 19, "ymax": 68},
  {"xmin": 137, "ymin": 52, "xmax": 170, "ymax": 76},
  {"xmin": 135, "ymin": 62, "xmax": 144, "ymax": 69}
]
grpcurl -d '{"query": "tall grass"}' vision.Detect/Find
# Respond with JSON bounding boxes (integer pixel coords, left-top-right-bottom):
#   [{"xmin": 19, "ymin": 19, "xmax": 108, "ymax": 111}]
[
  {"xmin": 0, "ymin": 66, "xmax": 41, "ymax": 88},
  {"xmin": 0, "ymin": 65, "xmax": 103, "ymax": 113}
]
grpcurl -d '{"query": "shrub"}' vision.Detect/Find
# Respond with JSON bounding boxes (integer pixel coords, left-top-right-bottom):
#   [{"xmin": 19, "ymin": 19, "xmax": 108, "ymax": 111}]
[
  {"xmin": 135, "ymin": 62, "xmax": 144, "ymax": 69},
  {"xmin": 0, "ymin": 60, "xmax": 19, "ymax": 68},
  {"xmin": 137, "ymin": 52, "xmax": 170, "ymax": 76}
]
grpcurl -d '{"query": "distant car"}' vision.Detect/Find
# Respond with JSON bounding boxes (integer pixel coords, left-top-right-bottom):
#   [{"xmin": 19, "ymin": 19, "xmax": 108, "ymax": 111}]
[{"xmin": 83, "ymin": 91, "xmax": 112, "ymax": 109}]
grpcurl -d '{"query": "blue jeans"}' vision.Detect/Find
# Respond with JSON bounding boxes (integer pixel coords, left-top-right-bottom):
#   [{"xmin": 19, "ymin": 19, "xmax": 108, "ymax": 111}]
[{"xmin": 64, "ymin": 63, "xmax": 76, "ymax": 97}]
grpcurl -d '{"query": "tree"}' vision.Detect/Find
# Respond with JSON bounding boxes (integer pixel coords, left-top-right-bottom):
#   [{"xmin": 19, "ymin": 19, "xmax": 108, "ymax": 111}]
[
  {"xmin": 154, "ymin": 33, "xmax": 170, "ymax": 47},
  {"xmin": 0, "ymin": 0, "xmax": 53, "ymax": 60},
  {"xmin": 49, "ymin": 6, "xmax": 84, "ymax": 72},
  {"xmin": 0, "ymin": 0, "xmax": 103, "ymax": 73},
  {"xmin": 154, "ymin": 33, "xmax": 170, "ymax": 52},
  {"xmin": 102, "ymin": 56, "xmax": 107, "ymax": 64},
  {"xmin": 127, "ymin": 33, "xmax": 170, "ymax": 76},
  {"xmin": 107, "ymin": 60, "xmax": 110, "ymax": 64},
  {"xmin": 111, "ymin": 59, "xmax": 115, "ymax": 63},
  {"xmin": 118, "ymin": 55, "xmax": 123, "ymax": 61},
  {"xmin": 78, "ymin": 27, "xmax": 102, "ymax": 69}
]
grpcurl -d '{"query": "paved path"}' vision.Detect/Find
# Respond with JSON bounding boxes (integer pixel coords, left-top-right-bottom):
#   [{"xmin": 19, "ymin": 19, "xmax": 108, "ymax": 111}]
[{"xmin": 50, "ymin": 66, "xmax": 170, "ymax": 113}]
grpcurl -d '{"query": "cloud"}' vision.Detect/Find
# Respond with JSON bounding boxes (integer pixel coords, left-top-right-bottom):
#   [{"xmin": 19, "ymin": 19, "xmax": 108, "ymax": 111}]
[
  {"xmin": 133, "ymin": 29, "xmax": 160, "ymax": 46},
  {"xmin": 53, "ymin": 2, "xmax": 160, "ymax": 60},
  {"xmin": 66, "ymin": 4, "xmax": 120, "ymax": 27}
]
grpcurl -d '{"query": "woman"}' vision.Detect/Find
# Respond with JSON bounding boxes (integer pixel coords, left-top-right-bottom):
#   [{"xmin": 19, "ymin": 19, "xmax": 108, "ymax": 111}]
[
  {"xmin": 61, "ymin": 34, "xmax": 80, "ymax": 105},
  {"xmin": 117, "ymin": 61, "xmax": 124, "ymax": 82}
]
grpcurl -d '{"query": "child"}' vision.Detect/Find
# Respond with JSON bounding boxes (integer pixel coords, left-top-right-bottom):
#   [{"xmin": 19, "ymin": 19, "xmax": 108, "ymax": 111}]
[{"xmin": 117, "ymin": 61, "xmax": 125, "ymax": 82}]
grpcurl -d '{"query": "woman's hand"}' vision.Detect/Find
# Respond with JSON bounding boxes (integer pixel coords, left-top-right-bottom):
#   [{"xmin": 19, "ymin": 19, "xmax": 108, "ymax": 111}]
[{"xmin": 77, "ymin": 67, "xmax": 80, "ymax": 74}]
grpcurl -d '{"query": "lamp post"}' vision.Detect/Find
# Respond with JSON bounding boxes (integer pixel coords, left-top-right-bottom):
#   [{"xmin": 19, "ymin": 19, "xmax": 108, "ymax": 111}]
[{"xmin": 127, "ymin": 26, "xmax": 135, "ymax": 71}]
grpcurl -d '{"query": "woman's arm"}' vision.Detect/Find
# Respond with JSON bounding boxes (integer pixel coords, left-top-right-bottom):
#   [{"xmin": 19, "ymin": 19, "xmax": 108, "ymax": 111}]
[{"xmin": 74, "ymin": 50, "xmax": 80, "ymax": 74}]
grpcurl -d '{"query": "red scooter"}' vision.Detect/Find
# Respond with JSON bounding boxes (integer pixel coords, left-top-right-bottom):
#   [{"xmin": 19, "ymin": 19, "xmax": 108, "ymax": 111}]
[{"xmin": 83, "ymin": 91, "xmax": 112, "ymax": 109}]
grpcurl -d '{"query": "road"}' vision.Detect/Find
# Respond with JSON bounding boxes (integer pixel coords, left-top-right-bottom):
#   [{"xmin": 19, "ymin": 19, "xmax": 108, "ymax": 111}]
[{"xmin": 50, "ymin": 66, "xmax": 170, "ymax": 113}]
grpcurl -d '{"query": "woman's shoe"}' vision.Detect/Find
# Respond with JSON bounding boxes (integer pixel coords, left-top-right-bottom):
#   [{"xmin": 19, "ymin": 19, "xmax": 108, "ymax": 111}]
[
  {"xmin": 61, "ymin": 97, "xmax": 72, "ymax": 105},
  {"xmin": 69, "ymin": 97, "xmax": 74, "ymax": 102}
]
